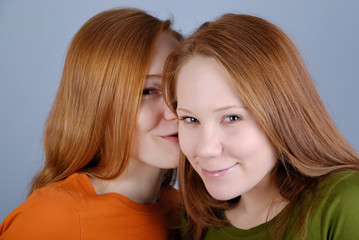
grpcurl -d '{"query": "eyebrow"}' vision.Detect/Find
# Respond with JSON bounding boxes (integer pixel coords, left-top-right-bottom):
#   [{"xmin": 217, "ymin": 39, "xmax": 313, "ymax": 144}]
[{"xmin": 177, "ymin": 105, "xmax": 246, "ymax": 113}]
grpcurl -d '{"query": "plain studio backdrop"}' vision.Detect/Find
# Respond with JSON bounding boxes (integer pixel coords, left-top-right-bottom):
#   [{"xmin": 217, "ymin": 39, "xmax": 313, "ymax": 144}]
[{"xmin": 0, "ymin": 0, "xmax": 358, "ymax": 221}]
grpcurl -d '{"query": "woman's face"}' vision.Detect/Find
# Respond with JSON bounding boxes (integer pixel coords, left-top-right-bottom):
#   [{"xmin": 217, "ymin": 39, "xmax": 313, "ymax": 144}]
[
  {"xmin": 176, "ymin": 55, "xmax": 277, "ymax": 200},
  {"xmin": 131, "ymin": 33, "xmax": 180, "ymax": 169}
]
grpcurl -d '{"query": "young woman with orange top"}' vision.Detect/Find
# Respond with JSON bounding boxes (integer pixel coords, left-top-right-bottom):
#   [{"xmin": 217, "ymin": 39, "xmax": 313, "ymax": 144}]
[{"xmin": 1, "ymin": 8, "xmax": 182, "ymax": 240}]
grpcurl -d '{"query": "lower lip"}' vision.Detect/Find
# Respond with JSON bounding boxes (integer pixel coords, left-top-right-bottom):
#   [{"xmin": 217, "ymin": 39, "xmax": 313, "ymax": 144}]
[
  {"xmin": 161, "ymin": 136, "xmax": 179, "ymax": 143},
  {"xmin": 202, "ymin": 163, "xmax": 238, "ymax": 178}
]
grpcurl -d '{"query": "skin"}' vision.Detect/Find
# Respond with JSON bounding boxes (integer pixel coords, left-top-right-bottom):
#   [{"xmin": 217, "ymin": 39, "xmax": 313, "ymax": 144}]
[
  {"xmin": 176, "ymin": 55, "xmax": 286, "ymax": 229},
  {"xmin": 132, "ymin": 32, "xmax": 180, "ymax": 170},
  {"xmin": 90, "ymin": 33, "xmax": 180, "ymax": 204}
]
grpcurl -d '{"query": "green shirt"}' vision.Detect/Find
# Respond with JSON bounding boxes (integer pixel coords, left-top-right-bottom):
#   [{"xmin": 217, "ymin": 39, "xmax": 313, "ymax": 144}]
[{"xmin": 203, "ymin": 170, "xmax": 359, "ymax": 240}]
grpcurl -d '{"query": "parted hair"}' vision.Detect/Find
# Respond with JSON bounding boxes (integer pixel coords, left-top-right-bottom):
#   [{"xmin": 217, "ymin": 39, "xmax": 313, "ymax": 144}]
[
  {"xmin": 30, "ymin": 8, "xmax": 182, "ymax": 195},
  {"xmin": 163, "ymin": 13, "xmax": 359, "ymax": 239}
]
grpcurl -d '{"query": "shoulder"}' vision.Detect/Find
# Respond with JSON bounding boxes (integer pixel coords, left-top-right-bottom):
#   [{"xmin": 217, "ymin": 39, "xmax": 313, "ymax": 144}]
[
  {"xmin": 316, "ymin": 170, "xmax": 359, "ymax": 210},
  {"xmin": 0, "ymin": 173, "xmax": 89, "ymax": 239},
  {"xmin": 320, "ymin": 170, "xmax": 359, "ymax": 197},
  {"xmin": 315, "ymin": 170, "xmax": 359, "ymax": 239}
]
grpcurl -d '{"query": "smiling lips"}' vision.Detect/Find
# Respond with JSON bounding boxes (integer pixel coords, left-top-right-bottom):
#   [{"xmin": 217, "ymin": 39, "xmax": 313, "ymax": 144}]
[
  {"xmin": 160, "ymin": 133, "xmax": 179, "ymax": 143},
  {"xmin": 202, "ymin": 163, "xmax": 239, "ymax": 177}
]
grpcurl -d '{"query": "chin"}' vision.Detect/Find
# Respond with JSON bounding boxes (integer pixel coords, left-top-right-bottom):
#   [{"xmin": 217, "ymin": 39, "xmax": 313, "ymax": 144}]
[
  {"xmin": 156, "ymin": 159, "xmax": 179, "ymax": 169},
  {"xmin": 206, "ymin": 186, "xmax": 239, "ymax": 201},
  {"xmin": 161, "ymin": 162, "xmax": 179, "ymax": 169},
  {"xmin": 209, "ymin": 193, "xmax": 236, "ymax": 201}
]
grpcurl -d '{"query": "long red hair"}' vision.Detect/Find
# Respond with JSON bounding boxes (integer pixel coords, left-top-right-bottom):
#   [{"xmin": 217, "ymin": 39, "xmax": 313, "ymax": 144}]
[
  {"xmin": 163, "ymin": 13, "xmax": 359, "ymax": 239},
  {"xmin": 30, "ymin": 8, "xmax": 182, "ymax": 194}
]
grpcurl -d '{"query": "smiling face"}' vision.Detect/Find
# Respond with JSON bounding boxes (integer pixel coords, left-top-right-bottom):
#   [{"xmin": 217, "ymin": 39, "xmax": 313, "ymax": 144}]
[
  {"xmin": 131, "ymin": 33, "xmax": 180, "ymax": 170},
  {"xmin": 176, "ymin": 55, "xmax": 277, "ymax": 200}
]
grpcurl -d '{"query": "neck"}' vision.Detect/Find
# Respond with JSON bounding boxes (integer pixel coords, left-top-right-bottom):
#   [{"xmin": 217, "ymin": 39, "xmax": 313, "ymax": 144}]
[
  {"xmin": 89, "ymin": 158, "xmax": 165, "ymax": 204},
  {"xmin": 225, "ymin": 172, "xmax": 288, "ymax": 229}
]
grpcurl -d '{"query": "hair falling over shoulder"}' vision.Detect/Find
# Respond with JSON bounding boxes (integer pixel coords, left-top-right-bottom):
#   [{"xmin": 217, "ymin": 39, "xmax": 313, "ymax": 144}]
[
  {"xmin": 29, "ymin": 8, "xmax": 182, "ymax": 195},
  {"xmin": 163, "ymin": 13, "xmax": 359, "ymax": 239}
]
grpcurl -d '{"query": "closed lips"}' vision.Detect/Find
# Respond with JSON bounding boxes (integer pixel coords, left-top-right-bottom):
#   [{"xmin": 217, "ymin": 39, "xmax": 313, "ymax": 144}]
[
  {"xmin": 160, "ymin": 133, "xmax": 179, "ymax": 142},
  {"xmin": 202, "ymin": 163, "xmax": 239, "ymax": 177}
]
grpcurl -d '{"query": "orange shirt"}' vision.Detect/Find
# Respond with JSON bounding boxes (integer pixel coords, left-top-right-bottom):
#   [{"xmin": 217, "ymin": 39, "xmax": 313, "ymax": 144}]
[{"xmin": 0, "ymin": 173, "xmax": 180, "ymax": 240}]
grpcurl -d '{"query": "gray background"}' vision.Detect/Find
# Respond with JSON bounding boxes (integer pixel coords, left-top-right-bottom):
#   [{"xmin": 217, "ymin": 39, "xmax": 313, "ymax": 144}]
[{"xmin": 1, "ymin": 0, "xmax": 358, "ymax": 221}]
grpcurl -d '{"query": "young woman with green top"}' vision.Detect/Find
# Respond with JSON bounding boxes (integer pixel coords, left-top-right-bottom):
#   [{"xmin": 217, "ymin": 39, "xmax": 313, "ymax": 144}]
[{"xmin": 163, "ymin": 13, "xmax": 359, "ymax": 239}]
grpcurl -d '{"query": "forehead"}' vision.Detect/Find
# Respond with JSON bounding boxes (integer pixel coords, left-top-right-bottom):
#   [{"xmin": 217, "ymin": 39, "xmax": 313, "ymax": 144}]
[
  {"xmin": 148, "ymin": 33, "xmax": 179, "ymax": 76},
  {"xmin": 176, "ymin": 55, "xmax": 245, "ymax": 108}
]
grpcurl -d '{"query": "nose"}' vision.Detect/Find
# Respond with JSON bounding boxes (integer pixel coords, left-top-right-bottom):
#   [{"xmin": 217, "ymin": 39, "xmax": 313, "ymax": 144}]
[{"xmin": 195, "ymin": 127, "xmax": 222, "ymax": 159}]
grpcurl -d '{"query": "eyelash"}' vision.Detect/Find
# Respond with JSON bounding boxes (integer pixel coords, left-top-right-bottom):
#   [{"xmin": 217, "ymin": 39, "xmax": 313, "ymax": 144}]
[
  {"xmin": 179, "ymin": 116, "xmax": 199, "ymax": 123},
  {"xmin": 142, "ymin": 88, "xmax": 159, "ymax": 95},
  {"xmin": 223, "ymin": 115, "xmax": 241, "ymax": 122}
]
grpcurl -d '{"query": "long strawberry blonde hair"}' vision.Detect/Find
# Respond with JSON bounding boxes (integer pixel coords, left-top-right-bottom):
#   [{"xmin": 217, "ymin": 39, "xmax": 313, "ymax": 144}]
[
  {"xmin": 29, "ymin": 8, "xmax": 182, "ymax": 194},
  {"xmin": 163, "ymin": 13, "xmax": 359, "ymax": 239}
]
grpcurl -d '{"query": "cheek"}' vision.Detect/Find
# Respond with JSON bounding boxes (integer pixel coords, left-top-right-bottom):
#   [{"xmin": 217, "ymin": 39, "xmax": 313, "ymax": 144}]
[
  {"xmin": 178, "ymin": 125, "xmax": 196, "ymax": 157},
  {"xmin": 137, "ymin": 103, "xmax": 160, "ymax": 132},
  {"xmin": 226, "ymin": 125, "xmax": 275, "ymax": 161},
  {"xmin": 224, "ymin": 128, "xmax": 252, "ymax": 155}
]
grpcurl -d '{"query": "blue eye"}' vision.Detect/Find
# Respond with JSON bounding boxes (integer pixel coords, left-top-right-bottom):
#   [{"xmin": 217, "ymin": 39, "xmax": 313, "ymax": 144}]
[
  {"xmin": 179, "ymin": 116, "xmax": 199, "ymax": 123},
  {"xmin": 224, "ymin": 115, "xmax": 240, "ymax": 122}
]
